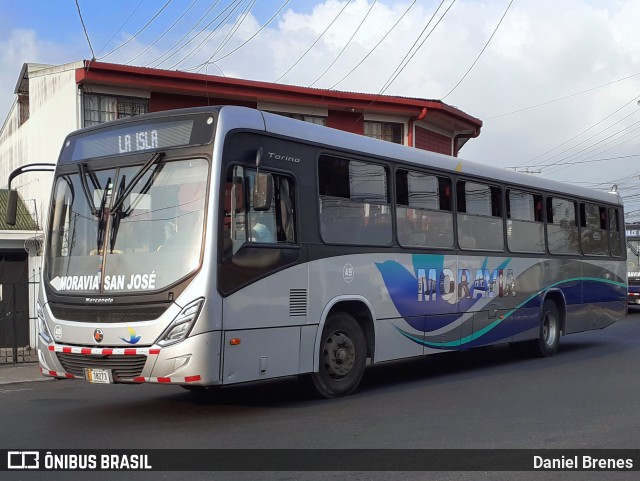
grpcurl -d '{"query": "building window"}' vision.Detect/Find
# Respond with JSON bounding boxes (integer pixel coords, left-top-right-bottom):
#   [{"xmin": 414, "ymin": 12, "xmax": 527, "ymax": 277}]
[
  {"xmin": 364, "ymin": 121, "xmax": 403, "ymax": 144},
  {"xmin": 269, "ymin": 112, "xmax": 327, "ymax": 126},
  {"xmin": 83, "ymin": 94, "xmax": 149, "ymax": 127}
]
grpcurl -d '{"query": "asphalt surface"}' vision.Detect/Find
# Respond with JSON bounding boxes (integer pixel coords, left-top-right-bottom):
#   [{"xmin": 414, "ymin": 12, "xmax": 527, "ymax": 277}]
[{"xmin": 1, "ymin": 310, "xmax": 639, "ymax": 481}]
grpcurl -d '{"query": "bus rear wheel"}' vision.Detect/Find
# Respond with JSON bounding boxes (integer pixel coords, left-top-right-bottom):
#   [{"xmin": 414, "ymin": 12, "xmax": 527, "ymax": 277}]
[
  {"xmin": 536, "ymin": 299, "xmax": 561, "ymax": 356},
  {"xmin": 511, "ymin": 299, "xmax": 561, "ymax": 357},
  {"xmin": 310, "ymin": 312, "xmax": 367, "ymax": 398}
]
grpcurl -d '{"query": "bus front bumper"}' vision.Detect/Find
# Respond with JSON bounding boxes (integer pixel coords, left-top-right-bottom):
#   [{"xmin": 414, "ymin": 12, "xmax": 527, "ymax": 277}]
[{"xmin": 37, "ymin": 331, "xmax": 222, "ymax": 386}]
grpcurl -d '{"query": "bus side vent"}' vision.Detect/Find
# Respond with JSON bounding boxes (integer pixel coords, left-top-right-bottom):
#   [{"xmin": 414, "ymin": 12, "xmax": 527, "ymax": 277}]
[{"xmin": 289, "ymin": 289, "xmax": 307, "ymax": 317}]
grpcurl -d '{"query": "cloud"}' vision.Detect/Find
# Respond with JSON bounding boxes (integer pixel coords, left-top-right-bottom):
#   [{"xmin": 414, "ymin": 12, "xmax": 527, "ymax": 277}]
[
  {"xmin": 0, "ymin": 28, "xmax": 86, "ymax": 117},
  {"xmin": 2, "ymin": 0, "xmax": 639, "ymax": 202}
]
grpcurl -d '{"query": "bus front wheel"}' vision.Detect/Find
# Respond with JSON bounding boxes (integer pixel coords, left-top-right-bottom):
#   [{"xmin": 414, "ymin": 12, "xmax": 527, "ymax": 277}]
[{"xmin": 310, "ymin": 312, "xmax": 367, "ymax": 398}]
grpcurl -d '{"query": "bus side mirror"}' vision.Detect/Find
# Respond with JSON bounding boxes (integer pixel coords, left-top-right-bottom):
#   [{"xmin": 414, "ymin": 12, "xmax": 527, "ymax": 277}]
[
  {"xmin": 5, "ymin": 189, "xmax": 18, "ymax": 226},
  {"xmin": 253, "ymin": 172, "xmax": 272, "ymax": 211}
]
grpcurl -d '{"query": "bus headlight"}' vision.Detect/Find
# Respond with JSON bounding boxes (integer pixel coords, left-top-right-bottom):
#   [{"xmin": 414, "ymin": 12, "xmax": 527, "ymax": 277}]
[
  {"xmin": 157, "ymin": 298, "xmax": 204, "ymax": 347},
  {"xmin": 37, "ymin": 302, "xmax": 52, "ymax": 344}
]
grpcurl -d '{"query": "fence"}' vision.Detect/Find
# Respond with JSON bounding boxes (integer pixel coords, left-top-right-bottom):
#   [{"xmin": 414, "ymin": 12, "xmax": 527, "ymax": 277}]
[{"xmin": 0, "ymin": 279, "xmax": 39, "ymax": 365}]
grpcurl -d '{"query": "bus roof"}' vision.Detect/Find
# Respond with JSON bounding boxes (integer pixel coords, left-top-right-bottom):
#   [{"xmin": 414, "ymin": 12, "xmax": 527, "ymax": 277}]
[{"xmin": 67, "ymin": 105, "xmax": 621, "ymax": 206}]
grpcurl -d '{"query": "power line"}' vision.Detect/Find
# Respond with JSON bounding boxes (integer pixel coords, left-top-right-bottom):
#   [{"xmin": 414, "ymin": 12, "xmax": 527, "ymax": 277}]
[
  {"xmin": 97, "ymin": 0, "xmax": 145, "ymax": 57},
  {"xmin": 75, "ymin": 0, "xmax": 96, "ymax": 59},
  {"xmin": 486, "ymin": 72, "xmax": 640, "ymax": 120},
  {"xmin": 379, "ymin": 0, "xmax": 454, "ymax": 96},
  {"xmin": 205, "ymin": 0, "xmax": 256, "ymax": 66},
  {"xmin": 275, "ymin": 0, "xmax": 353, "ymax": 83},
  {"xmin": 441, "ymin": 0, "xmax": 514, "ymax": 100},
  {"xmin": 328, "ymin": 0, "xmax": 418, "ymax": 90},
  {"xmin": 126, "ymin": 0, "xmax": 200, "ymax": 65},
  {"xmin": 514, "ymin": 94, "xmax": 640, "ymax": 169},
  {"xmin": 168, "ymin": 0, "xmax": 247, "ymax": 70},
  {"xmin": 99, "ymin": 0, "xmax": 174, "ymax": 61},
  {"xmin": 309, "ymin": 0, "xmax": 377, "ymax": 88},
  {"xmin": 201, "ymin": 0, "xmax": 291, "ymax": 66},
  {"xmin": 144, "ymin": 0, "xmax": 224, "ymax": 68}
]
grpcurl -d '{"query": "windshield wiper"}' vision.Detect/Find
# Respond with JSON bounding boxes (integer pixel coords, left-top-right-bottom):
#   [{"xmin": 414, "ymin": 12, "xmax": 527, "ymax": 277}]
[
  {"xmin": 109, "ymin": 175, "xmax": 126, "ymax": 253},
  {"xmin": 110, "ymin": 151, "xmax": 165, "ymax": 214},
  {"xmin": 96, "ymin": 178, "xmax": 111, "ymax": 253},
  {"xmin": 78, "ymin": 162, "xmax": 101, "ymax": 216},
  {"xmin": 108, "ymin": 151, "xmax": 165, "ymax": 253}
]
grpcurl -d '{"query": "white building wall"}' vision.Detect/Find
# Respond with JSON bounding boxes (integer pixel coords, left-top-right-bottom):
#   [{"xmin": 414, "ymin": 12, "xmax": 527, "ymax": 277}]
[
  {"xmin": 0, "ymin": 63, "xmax": 81, "ymax": 349},
  {"xmin": 21, "ymin": 64, "xmax": 81, "ymax": 224}
]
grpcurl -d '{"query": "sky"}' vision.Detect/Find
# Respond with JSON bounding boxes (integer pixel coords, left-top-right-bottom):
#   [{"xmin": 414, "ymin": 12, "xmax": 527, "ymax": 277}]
[{"xmin": 2, "ymin": 0, "xmax": 640, "ymax": 218}]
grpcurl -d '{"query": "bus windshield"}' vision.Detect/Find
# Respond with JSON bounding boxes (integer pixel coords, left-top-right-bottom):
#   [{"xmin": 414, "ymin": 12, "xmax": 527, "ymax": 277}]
[{"xmin": 46, "ymin": 157, "xmax": 209, "ymax": 294}]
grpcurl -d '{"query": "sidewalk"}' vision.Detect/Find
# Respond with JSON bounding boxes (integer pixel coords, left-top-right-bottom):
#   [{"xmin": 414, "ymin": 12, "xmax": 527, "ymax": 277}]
[{"xmin": 0, "ymin": 363, "xmax": 50, "ymax": 385}]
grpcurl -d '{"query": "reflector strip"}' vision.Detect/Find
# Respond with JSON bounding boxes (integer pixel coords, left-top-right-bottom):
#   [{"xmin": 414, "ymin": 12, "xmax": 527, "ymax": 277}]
[
  {"xmin": 41, "ymin": 368, "xmax": 75, "ymax": 379},
  {"xmin": 48, "ymin": 345, "xmax": 161, "ymax": 356},
  {"xmin": 130, "ymin": 375, "xmax": 202, "ymax": 384}
]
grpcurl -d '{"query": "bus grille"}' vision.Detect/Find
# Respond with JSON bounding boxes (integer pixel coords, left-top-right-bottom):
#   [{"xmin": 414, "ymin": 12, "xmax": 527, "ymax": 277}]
[
  {"xmin": 56, "ymin": 353, "xmax": 147, "ymax": 379},
  {"xmin": 49, "ymin": 303, "xmax": 169, "ymax": 323}
]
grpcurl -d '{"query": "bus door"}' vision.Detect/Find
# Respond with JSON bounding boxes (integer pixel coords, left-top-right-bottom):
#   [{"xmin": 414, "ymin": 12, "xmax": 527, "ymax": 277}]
[{"xmin": 219, "ymin": 163, "xmax": 303, "ymax": 384}]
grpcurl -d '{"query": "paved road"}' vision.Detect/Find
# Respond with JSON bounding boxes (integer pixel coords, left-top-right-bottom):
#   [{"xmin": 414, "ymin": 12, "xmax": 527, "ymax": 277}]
[{"xmin": 2, "ymin": 311, "xmax": 640, "ymax": 481}]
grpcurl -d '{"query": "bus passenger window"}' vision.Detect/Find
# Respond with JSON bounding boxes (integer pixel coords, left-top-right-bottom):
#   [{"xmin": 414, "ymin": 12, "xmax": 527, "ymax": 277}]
[
  {"xmin": 318, "ymin": 155, "xmax": 391, "ymax": 245},
  {"xmin": 396, "ymin": 170, "xmax": 453, "ymax": 249},
  {"xmin": 506, "ymin": 189, "xmax": 545, "ymax": 253},
  {"xmin": 546, "ymin": 197, "xmax": 579, "ymax": 255},
  {"xmin": 580, "ymin": 203, "xmax": 608, "ymax": 256},
  {"xmin": 609, "ymin": 208, "xmax": 622, "ymax": 257},
  {"xmin": 456, "ymin": 180, "xmax": 503, "ymax": 251}
]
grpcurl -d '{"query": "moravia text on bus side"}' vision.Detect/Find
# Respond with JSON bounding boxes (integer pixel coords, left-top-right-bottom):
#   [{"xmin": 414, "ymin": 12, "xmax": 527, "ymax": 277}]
[{"xmin": 13, "ymin": 106, "xmax": 626, "ymax": 397}]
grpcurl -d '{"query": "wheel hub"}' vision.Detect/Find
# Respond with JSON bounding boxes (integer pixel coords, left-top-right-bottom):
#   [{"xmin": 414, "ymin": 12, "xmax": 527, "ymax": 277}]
[{"xmin": 324, "ymin": 332, "xmax": 355, "ymax": 379}]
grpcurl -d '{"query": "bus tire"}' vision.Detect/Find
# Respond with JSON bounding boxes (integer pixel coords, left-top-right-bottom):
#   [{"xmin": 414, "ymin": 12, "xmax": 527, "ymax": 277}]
[
  {"xmin": 510, "ymin": 300, "xmax": 561, "ymax": 357},
  {"xmin": 310, "ymin": 312, "xmax": 367, "ymax": 398},
  {"xmin": 532, "ymin": 299, "xmax": 561, "ymax": 357}
]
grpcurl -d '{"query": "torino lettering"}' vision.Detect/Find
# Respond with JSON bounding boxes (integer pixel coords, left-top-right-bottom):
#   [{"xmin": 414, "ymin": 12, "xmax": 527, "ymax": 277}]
[{"xmin": 417, "ymin": 268, "xmax": 516, "ymax": 302}]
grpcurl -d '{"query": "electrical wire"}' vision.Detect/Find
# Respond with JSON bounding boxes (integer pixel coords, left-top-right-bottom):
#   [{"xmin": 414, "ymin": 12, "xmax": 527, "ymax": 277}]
[
  {"xmin": 205, "ymin": 0, "xmax": 256, "ymax": 66},
  {"xmin": 513, "ymin": 94, "xmax": 640, "ymax": 169},
  {"xmin": 328, "ymin": 0, "xmax": 417, "ymax": 90},
  {"xmin": 168, "ymin": 0, "xmax": 247, "ymax": 70},
  {"xmin": 487, "ymin": 72, "xmax": 640, "ymax": 120},
  {"xmin": 309, "ymin": 0, "xmax": 377, "ymax": 88},
  {"xmin": 126, "ymin": 0, "xmax": 201, "ymax": 65},
  {"xmin": 198, "ymin": 0, "xmax": 291, "ymax": 67},
  {"xmin": 379, "ymin": 0, "xmax": 454, "ymax": 96},
  {"xmin": 144, "ymin": 0, "xmax": 224, "ymax": 68},
  {"xmin": 99, "ymin": 0, "xmax": 174, "ymax": 60},
  {"xmin": 441, "ymin": 0, "xmax": 514, "ymax": 100},
  {"xmin": 75, "ymin": 0, "xmax": 96, "ymax": 59},
  {"xmin": 275, "ymin": 0, "xmax": 353, "ymax": 83},
  {"xmin": 97, "ymin": 0, "xmax": 144, "ymax": 57}
]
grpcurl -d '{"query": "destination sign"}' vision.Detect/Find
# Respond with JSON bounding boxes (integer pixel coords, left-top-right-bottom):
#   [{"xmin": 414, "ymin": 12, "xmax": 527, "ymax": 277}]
[
  {"xmin": 626, "ymin": 224, "xmax": 640, "ymax": 240},
  {"xmin": 66, "ymin": 120, "xmax": 194, "ymax": 162}
]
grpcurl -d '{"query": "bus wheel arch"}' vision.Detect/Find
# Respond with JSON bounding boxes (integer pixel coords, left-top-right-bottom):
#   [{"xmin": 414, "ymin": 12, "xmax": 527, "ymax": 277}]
[{"xmin": 309, "ymin": 299, "xmax": 375, "ymax": 398}]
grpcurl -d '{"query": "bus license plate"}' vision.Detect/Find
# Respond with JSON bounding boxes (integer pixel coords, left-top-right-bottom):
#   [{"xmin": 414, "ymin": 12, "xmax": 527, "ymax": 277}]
[{"xmin": 85, "ymin": 368, "xmax": 112, "ymax": 384}]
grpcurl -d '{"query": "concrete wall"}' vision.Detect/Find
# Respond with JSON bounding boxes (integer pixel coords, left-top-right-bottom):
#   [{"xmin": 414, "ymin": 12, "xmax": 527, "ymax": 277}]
[{"xmin": 0, "ymin": 63, "xmax": 80, "ymax": 227}]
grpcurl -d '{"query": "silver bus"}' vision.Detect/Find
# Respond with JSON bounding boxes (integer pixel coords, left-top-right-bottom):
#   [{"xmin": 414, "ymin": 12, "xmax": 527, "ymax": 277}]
[{"xmin": 24, "ymin": 106, "xmax": 627, "ymax": 397}]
